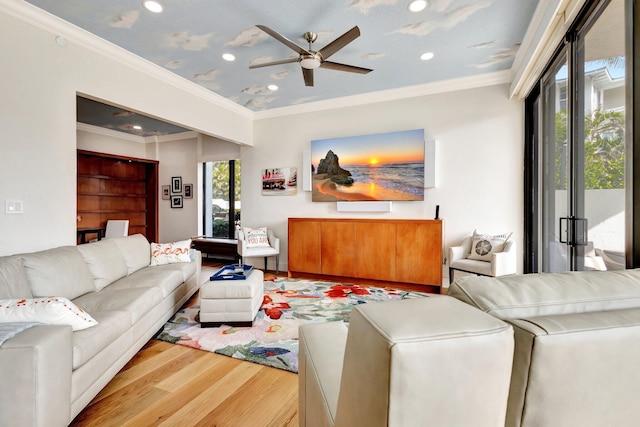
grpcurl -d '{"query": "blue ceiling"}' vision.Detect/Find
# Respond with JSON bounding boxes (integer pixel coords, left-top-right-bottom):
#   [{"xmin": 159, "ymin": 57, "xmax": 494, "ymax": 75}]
[{"xmin": 27, "ymin": 0, "xmax": 538, "ymax": 112}]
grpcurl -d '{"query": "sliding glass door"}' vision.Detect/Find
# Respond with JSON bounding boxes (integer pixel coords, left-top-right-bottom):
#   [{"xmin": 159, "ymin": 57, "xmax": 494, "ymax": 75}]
[{"xmin": 539, "ymin": 0, "xmax": 626, "ymax": 272}]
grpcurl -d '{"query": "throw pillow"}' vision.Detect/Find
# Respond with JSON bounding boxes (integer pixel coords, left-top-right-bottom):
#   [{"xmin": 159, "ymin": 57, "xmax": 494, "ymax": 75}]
[
  {"xmin": 243, "ymin": 227, "xmax": 270, "ymax": 248},
  {"xmin": 0, "ymin": 297, "xmax": 98, "ymax": 331},
  {"xmin": 467, "ymin": 230, "xmax": 512, "ymax": 262},
  {"xmin": 150, "ymin": 239, "xmax": 192, "ymax": 266}
]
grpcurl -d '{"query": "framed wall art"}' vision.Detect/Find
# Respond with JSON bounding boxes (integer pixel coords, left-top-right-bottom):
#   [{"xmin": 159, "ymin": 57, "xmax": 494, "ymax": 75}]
[
  {"xmin": 171, "ymin": 195, "xmax": 183, "ymax": 208},
  {"xmin": 171, "ymin": 176, "xmax": 182, "ymax": 194},
  {"xmin": 162, "ymin": 185, "xmax": 170, "ymax": 200},
  {"xmin": 184, "ymin": 183, "xmax": 193, "ymax": 199},
  {"xmin": 262, "ymin": 167, "xmax": 297, "ymax": 196}
]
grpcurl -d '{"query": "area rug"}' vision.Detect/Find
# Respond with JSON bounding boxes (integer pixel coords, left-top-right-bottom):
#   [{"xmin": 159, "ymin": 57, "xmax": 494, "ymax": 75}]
[{"xmin": 156, "ymin": 278, "xmax": 429, "ymax": 373}]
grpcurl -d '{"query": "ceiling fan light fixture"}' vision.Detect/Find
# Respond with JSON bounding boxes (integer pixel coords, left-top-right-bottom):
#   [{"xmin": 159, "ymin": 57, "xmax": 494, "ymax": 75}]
[
  {"xmin": 222, "ymin": 53, "xmax": 236, "ymax": 61},
  {"xmin": 143, "ymin": 1, "xmax": 163, "ymax": 13},
  {"xmin": 409, "ymin": 0, "xmax": 427, "ymax": 12},
  {"xmin": 300, "ymin": 56, "xmax": 321, "ymax": 69},
  {"xmin": 267, "ymin": 84, "xmax": 279, "ymax": 91}
]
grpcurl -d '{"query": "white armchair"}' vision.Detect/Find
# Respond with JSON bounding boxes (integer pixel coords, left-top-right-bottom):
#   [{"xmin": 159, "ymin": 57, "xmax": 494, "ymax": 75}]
[
  {"xmin": 448, "ymin": 235, "xmax": 516, "ymax": 284},
  {"xmin": 237, "ymin": 226, "xmax": 280, "ymax": 274}
]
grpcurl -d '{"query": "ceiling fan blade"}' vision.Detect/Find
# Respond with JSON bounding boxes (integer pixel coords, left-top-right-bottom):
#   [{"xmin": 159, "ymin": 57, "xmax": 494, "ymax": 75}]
[
  {"xmin": 302, "ymin": 68, "xmax": 314, "ymax": 87},
  {"xmin": 318, "ymin": 26, "xmax": 361, "ymax": 60},
  {"xmin": 320, "ymin": 61, "xmax": 373, "ymax": 74},
  {"xmin": 256, "ymin": 25, "xmax": 311, "ymax": 56},
  {"xmin": 249, "ymin": 57, "xmax": 299, "ymax": 69}
]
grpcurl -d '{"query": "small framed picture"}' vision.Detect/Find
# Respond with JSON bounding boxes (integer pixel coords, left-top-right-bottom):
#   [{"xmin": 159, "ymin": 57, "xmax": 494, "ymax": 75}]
[
  {"xmin": 171, "ymin": 195, "xmax": 183, "ymax": 208},
  {"xmin": 162, "ymin": 185, "xmax": 170, "ymax": 200},
  {"xmin": 171, "ymin": 176, "xmax": 182, "ymax": 194},
  {"xmin": 184, "ymin": 183, "xmax": 193, "ymax": 199}
]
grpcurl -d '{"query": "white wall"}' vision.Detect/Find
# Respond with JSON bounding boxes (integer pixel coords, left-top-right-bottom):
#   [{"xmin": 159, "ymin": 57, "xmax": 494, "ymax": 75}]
[
  {"xmin": 246, "ymin": 84, "xmax": 524, "ymax": 275},
  {"xmin": 0, "ymin": 6, "xmax": 251, "ymax": 256}
]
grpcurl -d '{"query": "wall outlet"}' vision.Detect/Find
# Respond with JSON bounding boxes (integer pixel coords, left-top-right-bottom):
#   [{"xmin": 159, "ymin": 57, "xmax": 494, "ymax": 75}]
[{"xmin": 5, "ymin": 200, "xmax": 24, "ymax": 214}]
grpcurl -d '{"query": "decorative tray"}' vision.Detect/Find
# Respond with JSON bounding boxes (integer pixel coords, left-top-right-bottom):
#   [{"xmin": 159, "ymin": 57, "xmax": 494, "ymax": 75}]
[{"xmin": 210, "ymin": 264, "xmax": 254, "ymax": 281}]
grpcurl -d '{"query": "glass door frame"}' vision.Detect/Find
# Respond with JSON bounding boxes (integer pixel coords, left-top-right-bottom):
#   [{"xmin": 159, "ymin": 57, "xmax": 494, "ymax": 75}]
[{"xmin": 524, "ymin": 0, "xmax": 636, "ymax": 272}]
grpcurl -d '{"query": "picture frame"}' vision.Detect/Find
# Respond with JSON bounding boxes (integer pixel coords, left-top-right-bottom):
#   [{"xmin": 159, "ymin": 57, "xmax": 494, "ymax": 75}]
[
  {"xmin": 162, "ymin": 185, "xmax": 170, "ymax": 200},
  {"xmin": 171, "ymin": 176, "xmax": 182, "ymax": 194},
  {"xmin": 184, "ymin": 183, "xmax": 193, "ymax": 199},
  {"xmin": 262, "ymin": 167, "xmax": 297, "ymax": 196},
  {"xmin": 170, "ymin": 195, "xmax": 183, "ymax": 208}
]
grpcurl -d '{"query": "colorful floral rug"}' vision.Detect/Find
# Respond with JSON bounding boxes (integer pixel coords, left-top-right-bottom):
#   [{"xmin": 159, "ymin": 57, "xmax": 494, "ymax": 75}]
[{"xmin": 156, "ymin": 278, "xmax": 429, "ymax": 373}]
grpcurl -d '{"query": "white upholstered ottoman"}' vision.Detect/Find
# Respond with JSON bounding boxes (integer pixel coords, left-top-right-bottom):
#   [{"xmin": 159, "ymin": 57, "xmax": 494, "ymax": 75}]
[{"xmin": 199, "ymin": 268, "xmax": 264, "ymax": 327}]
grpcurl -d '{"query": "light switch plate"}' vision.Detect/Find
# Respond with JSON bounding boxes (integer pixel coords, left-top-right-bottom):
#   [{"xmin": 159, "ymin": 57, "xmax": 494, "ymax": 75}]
[{"xmin": 5, "ymin": 200, "xmax": 24, "ymax": 214}]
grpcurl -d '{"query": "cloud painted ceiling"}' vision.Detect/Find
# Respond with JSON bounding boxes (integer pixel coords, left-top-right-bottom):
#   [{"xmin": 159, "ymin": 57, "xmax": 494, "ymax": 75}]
[{"xmin": 26, "ymin": 0, "xmax": 539, "ymax": 111}]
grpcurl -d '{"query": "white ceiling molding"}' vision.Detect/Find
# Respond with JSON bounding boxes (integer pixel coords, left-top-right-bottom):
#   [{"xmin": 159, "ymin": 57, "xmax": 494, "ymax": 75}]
[
  {"xmin": 510, "ymin": 0, "xmax": 587, "ymax": 99},
  {"xmin": 0, "ymin": 0, "xmax": 253, "ymax": 120},
  {"xmin": 76, "ymin": 122, "xmax": 145, "ymax": 143},
  {"xmin": 253, "ymin": 69, "xmax": 513, "ymax": 120},
  {"xmin": 77, "ymin": 122, "xmax": 198, "ymax": 143}
]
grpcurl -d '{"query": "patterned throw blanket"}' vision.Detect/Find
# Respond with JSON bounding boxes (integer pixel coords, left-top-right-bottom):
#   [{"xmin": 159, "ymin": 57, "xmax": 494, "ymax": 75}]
[{"xmin": 0, "ymin": 322, "xmax": 40, "ymax": 347}]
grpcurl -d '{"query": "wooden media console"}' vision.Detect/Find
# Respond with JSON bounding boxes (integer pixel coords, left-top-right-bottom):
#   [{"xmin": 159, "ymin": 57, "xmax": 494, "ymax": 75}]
[{"xmin": 288, "ymin": 218, "xmax": 443, "ymax": 292}]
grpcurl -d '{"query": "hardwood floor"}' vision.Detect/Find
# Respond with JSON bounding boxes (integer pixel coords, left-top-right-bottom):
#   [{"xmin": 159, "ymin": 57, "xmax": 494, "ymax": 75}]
[
  {"xmin": 69, "ymin": 261, "xmax": 440, "ymax": 426},
  {"xmin": 70, "ymin": 262, "xmax": 298, "ymax": 427}
]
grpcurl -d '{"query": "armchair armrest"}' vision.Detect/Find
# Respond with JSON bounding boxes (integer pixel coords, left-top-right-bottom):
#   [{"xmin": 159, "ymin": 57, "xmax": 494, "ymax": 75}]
[
  {"xmin": 0, "ymin": 325, "xmax": 72, "ymax": 427},
  {"xmin": 491, "ymin": 240, "xmax": 517, "ymax": 277},
  {"xmin": 448, "ymin": 245, "xmax": 467, "ymax": 265},
  {"xmin": 267, "ymin": 229, "xmax": 280, "ymax": 252}
]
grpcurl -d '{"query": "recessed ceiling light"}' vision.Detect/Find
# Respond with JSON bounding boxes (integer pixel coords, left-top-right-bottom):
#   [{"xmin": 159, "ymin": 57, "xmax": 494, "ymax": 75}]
[
  {"xmin": 420, "ymin": 52, "xmax": 435, "ymax": 61},
  {"xmin": 409, "ymin": 0, "xmax": 427, "ymax": 12},
  {"xmin": 133, "ymin": 125, "xmax": 142, "ymax": 130},
  {"xmin": 267, "ymin": 84, "xmax": 278, "ymax": 91},
  {"xmin": 222, "ymin": 53, "xmax": 236, "ymax": 62},
  {"xmin": 143, "ymin": 1, "xmax": 163, "ymax": 13}
]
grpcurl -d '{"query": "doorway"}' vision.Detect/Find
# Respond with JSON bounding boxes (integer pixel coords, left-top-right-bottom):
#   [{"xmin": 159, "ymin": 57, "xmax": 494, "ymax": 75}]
[{"xmin": 529, "ymin": 0, "xmax": 627, "ymax": 272}]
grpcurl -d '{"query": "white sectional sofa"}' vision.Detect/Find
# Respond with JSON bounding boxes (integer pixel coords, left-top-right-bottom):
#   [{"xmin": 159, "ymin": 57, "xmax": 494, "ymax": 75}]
[
  {"xmin": 299, "ymin": 269, "xmax": 640, "ymax": 427},
  {"xmin": 0, "ymin": 234, "xmax": 201, "ymax": 427}
]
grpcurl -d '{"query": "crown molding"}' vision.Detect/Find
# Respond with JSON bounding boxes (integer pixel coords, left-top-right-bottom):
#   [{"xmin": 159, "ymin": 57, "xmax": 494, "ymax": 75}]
[
  {"xmin": 77, "ymin": 122, "xmax": 197, "ymax": 143},
  {"xmin": 1, "ymin": 0, "xmax": 253, "ymax": 120},
  {"xmin": 253, "ymin": 69, "xmax": 513, "ymax": 120}
]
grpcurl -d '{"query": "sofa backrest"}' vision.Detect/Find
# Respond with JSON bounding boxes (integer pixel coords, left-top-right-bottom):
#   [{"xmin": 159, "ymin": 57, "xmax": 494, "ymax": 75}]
[
  {"xmin": 110, "ymin": 234, "xmax": 151, "ymax": 275},
  {"xmin": 449, "ymin": 269, "xmax": 640, "ymax": 427},
  {"xmin": 448, "ymin": 269, "xmax": 640, "ymax": 319},
  {"xmin": 0, "ymin": 256, "xmax": 33, "ymax": 299},
  {"xmin": 21, "ymin": 246, "xmax": 95, "ymax": 300},
  {"xmin": 334, "ymin": 296, "xmax": 514, "ymax": 427},
  {"xmin": 76, "ymin": 239, "xmax": 128, "ymax": 291}
]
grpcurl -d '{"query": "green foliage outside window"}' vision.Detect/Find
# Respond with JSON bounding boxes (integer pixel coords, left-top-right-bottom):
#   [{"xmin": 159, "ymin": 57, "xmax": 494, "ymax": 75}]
[{"xmin": 555, "ymin": 108, "xmax": 625, "ymax": 189}]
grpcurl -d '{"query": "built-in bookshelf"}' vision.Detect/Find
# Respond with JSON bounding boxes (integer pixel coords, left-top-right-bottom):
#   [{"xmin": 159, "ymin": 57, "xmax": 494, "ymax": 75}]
[{"xmin": 77, "ymin": 150, "xmax": 158, "ymax": 243}]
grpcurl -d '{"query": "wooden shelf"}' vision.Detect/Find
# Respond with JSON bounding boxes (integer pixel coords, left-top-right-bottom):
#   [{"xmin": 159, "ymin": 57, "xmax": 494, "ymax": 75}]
[{"xmin": 77, "ymin": 150, "xmax": 158, "ymax": 243}]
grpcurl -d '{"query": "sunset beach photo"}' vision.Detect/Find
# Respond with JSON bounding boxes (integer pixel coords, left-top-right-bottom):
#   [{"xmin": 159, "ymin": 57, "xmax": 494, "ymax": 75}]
[{"xmin": 311, "ymin": 129, "xmax": 425, "ymax": 202}]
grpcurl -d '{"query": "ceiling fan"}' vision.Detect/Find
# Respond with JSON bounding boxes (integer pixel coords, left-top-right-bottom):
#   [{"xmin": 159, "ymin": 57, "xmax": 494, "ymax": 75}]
[{"xmin": 249, "ymin": 25, "xmax": 373, "ymax": 87}]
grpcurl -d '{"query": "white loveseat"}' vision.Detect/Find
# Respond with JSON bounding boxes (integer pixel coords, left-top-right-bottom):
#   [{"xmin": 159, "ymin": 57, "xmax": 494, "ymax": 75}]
[{"xmin": 0, "ymin": 234, "xmax": 201, "ymax": 427}]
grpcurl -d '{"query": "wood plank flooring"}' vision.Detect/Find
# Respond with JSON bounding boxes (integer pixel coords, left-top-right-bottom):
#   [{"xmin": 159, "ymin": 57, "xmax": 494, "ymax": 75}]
[
  {"xmin": 70, "ymin": 263, "xmax": 298, "ymax": 427},
  {"xmin": 69, "ymin": 261, "xmax": 440, "ymax": 426}
]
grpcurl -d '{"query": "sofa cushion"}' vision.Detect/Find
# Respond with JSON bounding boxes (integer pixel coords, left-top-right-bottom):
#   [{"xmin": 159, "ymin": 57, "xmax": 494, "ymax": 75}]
[
  {"xmin": 110, "ymin": 234, "xmax": 151, "ymax": 275},
  {"xmin": 0, "ymin": 256, "xmax": 33, "ymax": 299},
  {"xmin": 0, "ymin": 297, "xmax": 98, "ymax": 331},
  {"xmin": 77, "ymin": 240, "xmax": 128, "ymax": 291},
  {"xmin": 70, "ymin": 310, "xmax": 131, "ymax": 369},
  {"xmin": 448, "ymin": 269, "xmax": 640, "ymax": 319},
  {"xmin": 21, "ymin": 246, "xmax": 95, "ymax": 300},
  {"xmin": 150, "ymin": 240, "xmax": 192, "ymax": 266},
  {"xmin": 73, "ymin": 287, "xmax": 163, "ymax": 324},
  {"xmin": 107, "ymin": 266, "xmax": 186, "ymax": 298}
]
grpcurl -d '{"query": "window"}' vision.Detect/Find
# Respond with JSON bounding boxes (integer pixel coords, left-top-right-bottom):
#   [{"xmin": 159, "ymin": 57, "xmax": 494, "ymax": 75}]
[{"xmin": 202, "ymin": 160, "xmax": 241, "ymax": 239}]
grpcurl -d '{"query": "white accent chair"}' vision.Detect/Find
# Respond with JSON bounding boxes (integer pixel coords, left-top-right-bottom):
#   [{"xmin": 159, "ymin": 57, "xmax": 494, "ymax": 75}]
[
  {"xmin": 448, "ymin": 236, "xmax": 517, "ymax": 284},
  {"xmin": 237, "ymin": 227, "xmax": 280, "ymax": 274},
  {"xmin": 104, "ymin": 220, "xmax": 129, "ymax": 239}
]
